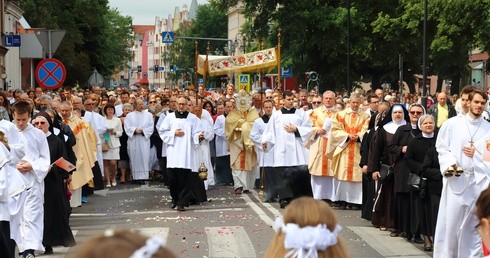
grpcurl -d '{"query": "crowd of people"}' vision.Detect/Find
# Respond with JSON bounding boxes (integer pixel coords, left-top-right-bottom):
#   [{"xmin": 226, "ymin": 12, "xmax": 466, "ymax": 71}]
[{"xmin": 0, "ymin": 82, "xmax": 489, "ymax": 257}]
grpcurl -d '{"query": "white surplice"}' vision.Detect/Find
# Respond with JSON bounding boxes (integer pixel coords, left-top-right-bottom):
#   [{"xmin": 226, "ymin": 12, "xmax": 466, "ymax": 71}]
[
  {"xmin": 0, "ymin": 120, "xmax": 23, "ymax": 165},
  {"xmin": 0, "ymin": 142, "xmax": 11, "ymax": 222},
  {"xmin": 213, "ymin": 114, "xmax": 228, "ymax": 157},
  {"xmin": 159, "ymin": 112, "xmax": 202, "ymax": 170},
  {"xmin": 192, "ymin": 115, "xmax": 215, "ymax": 189},
  {"xmin": 434, "ymin": 114, "xmax": 490, "ymax": 258},
  {"xmin": 83, "ymin": 111, "xmax": 107, "ymax": 176},
  {"xmin": 261, "ymin": 108, "xmax": 311, "ymax": 167},
  {"xmin": 124, "ymin": 110, "xmax": 154, "ymax": 180},
  {"xmin": 9, "ymin": 124, "xmax": 50, "ymax": 253},
  {"xmin": 250, "ymin": 117, "xmax": 274, "ymax": 167}
]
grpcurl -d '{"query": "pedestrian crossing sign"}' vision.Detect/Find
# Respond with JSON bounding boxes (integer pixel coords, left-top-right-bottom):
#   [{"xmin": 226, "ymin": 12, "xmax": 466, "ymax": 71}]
[
  {"xmin": 238, "ymin": 74, "xmax": 250, "ymax": 92},
  {"xmin": 162, "ymin": 31, "xmax": 174, "ymax": 44}
]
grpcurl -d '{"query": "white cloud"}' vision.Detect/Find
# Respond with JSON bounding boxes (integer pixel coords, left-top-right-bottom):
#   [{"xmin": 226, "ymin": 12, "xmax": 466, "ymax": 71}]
[{"xmin": 108, "ymin": 0, "xmax": 209, "ymax": 25}]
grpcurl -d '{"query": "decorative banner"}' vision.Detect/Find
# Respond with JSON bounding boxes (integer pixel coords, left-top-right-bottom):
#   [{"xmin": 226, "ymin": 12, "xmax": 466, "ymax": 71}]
[{"xmin": 198, "ymin": 48, "xmax": 278, "ymax": 76}]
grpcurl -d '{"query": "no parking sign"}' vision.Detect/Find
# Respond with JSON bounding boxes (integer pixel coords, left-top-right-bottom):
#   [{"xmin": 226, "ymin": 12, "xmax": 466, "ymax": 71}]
[{"xmin": 35, "ymin": 58, "xmax": 66, "ymax": 90}]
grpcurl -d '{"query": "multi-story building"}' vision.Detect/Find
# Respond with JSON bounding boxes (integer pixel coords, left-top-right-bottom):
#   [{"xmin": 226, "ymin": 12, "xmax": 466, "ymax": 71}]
[
  {"xmin": 1, "ymin": 0, "xmax": 23, "ymax": 91},
  {"xmin": 126, "ymin": 2, "xmax": 197, "ymax": 90}
]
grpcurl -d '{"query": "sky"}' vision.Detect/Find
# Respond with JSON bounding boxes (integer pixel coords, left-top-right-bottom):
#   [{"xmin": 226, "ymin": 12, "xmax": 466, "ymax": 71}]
[{"xmin": 108, "ymin": 0, "xmax": 209, "ymax": 25}]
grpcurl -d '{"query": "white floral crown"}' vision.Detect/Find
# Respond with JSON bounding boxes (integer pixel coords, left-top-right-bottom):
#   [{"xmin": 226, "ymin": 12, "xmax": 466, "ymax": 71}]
[
  {"xmin": 129, "ymin": 236, "xmax": 166, "ymax": 258},
  {"xmin": 274, "ymin": 216, "xmax": 342, "ymax": 258}
]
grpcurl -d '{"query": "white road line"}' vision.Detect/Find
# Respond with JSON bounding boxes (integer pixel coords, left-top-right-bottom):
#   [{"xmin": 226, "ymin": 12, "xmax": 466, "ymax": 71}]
[
  {"xmin": 348, "ymin": 226, "xmax": 430, "ymax": 257},
  {"xmin": 71, "ymin": 208, "xmax": 244, "ymax": 217},
  {"xmin": 206, "ymin": 226, "xmax": 256, "ymax": 258},
  {"xmin": 250, "ymin": 190, "xmax": 282, "ymax": 217},
  {"xmin": 241, "ymin": 193, "xmax": 275, "ymax": 226},
  {"xmin": 136, "ymin": 227, "xmax": 170, "ymax": 242}
]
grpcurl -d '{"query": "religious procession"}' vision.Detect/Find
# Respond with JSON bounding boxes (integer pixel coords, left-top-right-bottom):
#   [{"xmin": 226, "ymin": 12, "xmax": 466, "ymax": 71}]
[{"xmin": 1, "ymin": 82, "xmax": 490, "ymax": 258}]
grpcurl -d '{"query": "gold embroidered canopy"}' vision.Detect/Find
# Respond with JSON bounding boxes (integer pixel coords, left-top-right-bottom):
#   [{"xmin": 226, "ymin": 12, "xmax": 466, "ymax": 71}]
[{"xmin": 197, "ymin": 48, "xmax": 278, "ymax": 76}]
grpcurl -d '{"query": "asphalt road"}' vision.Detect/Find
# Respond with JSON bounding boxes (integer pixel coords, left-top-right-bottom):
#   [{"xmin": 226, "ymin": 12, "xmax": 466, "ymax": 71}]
[{"xmin": 33, "ymin": 181, "xmax": 431, "ymax": 258}]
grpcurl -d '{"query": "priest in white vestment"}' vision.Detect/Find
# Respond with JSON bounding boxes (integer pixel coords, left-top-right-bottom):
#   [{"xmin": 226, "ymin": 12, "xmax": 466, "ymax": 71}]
[
  {"xmin": 306, "ymin": 91, "xmax": 337, "ymax": 201},
  {"xmin": 250, "ymin": 99, "xmax": 276, "ymax": 202},
  {"xmin": 9, "ymin": 100, "xmax": 50, "ymax": 257},
  {"xmin": 191, "ymin": 106, "xmax": 215, "ymax": 189},
  {"xmin": 124, "ymin": 99, "xmax": 154, "ymax": 183},
  {"xmin": 213, "ymin": 100, "xmax": 234, "ymax": 185},
  {"xmin": 159, "ymin": 97, "xmax": 202, "ymax": 211},
  {"xmin": 225, "ymin": 90, "xmax": 259, "ymax": 194},
  {"xmin": 434, "ymin": 89, "xmax": 490, "ymax": 257},
  {"xmin": 327, "ymin": 93, "xmax": 369, "ymax": 206},
  {"xmin": 0, "ymin": 139, "xmax": 14, "ymax": 258},
  {"xmin": 261, "ymin": 90, "xmax": 312, "ymax": 208},
  {"xmin": 82, "ymin": 98, "xmax": 106, "ymax": 181}
]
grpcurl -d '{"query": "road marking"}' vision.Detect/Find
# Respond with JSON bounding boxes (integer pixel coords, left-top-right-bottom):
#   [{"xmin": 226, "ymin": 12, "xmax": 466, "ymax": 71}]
[
  {"xmin": 241, "ymin": 193, "xmax": 275, "ymax": 226},
  {"xmin": 348, "ymin": 226, "xmax": 430, "ymax": 257},
  {"xmin": 205, "ymin": 226, "xmax": 256, "ymax": 258},
  {"xmin": 249, "ymin": 190, "xmax": 282, "ymax": 217},
  {"xmin": 71, "ymin": 208, "xmax": 244, "ymax": 217},
  {"xmin": 107, "ymin": 186, "xmax": 165, "ymax": 194},
  {"xmin": 137, "ymin": 227, "xmax": 170, "ymax": 242}
]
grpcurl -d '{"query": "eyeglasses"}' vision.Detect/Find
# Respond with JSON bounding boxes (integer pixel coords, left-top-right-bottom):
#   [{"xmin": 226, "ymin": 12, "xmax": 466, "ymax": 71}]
[
  {"xmin": 34, "ymin": 121, "xmax": 46, "ymax": 125},
  {"xmin": 149, "ymin": 101, "xmax": 156, "ymax": 104},
  {"xmin": 410, "ymin": 111, "xmax": 423, "ymax": 115},
  {"xmin": 312, "ymin": 101, "xmax": 322, "ymax": 104}
]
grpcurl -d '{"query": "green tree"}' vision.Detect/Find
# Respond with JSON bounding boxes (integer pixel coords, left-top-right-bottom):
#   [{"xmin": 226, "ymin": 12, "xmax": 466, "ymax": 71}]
[
  {"xmin": 170, "ymin": 2, "xmax": 227, "ymax": 86},
  {"xmin": 20, "ymin": 0, "xmax": 133, "ymax": 87}
]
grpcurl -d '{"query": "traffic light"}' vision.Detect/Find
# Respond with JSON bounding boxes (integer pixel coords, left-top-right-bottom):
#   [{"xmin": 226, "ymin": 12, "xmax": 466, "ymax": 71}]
[
  {"xmin": 137, "ymin": 65, "xmax": 142, "ymax": 73},
  {"xmin": 154, "ymin": 65, "xmax": 159, "ymax": 71},
  {"xmin": 170, "ymin": 65, "xmax": 174, "ymax": 72}
]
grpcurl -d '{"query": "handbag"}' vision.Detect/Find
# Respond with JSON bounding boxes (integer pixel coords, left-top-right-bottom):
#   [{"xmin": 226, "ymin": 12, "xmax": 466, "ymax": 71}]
[
  {"xmin": 407, "ymin": 173, "xmax": 421, "ymax": 190},
  {"xmin": 379, "ymin": 163, "xmax": 393, "ymax": 183},
  {"xmin": 102, "ymin": 141, "xmax": 109, "ymax": 152},
  {"xmin": 102, "ymin": 132, "xmax": 110, "ymax": 152}
]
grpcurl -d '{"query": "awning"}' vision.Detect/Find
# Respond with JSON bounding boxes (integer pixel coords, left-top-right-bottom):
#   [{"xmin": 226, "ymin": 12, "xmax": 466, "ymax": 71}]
[
  {"xmin": 135, "ymin": 77, "xmax": 149, "ymax": 85},
  {"xmin": 470, "ymin": 61, "xmax": 484, "ymax": 70},
  {"xmin": 198, "ymin": 48, "xmax": 278, "ymax": 76}
]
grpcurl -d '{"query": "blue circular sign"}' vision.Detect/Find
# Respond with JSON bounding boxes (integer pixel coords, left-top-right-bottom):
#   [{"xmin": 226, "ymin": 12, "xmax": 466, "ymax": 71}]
[{"xmin": 35, "ymin": 58, "xmax": 66, "ymax": 90}]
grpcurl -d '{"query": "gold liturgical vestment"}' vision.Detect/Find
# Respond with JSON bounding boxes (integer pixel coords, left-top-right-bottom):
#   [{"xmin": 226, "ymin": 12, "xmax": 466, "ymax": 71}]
[
  {"xmin": 308, "ymin": 107, "xmax": 337, "ymax": 177},
  {"xmin": 64, "ymin": 115, "xmax": 98, "ymax": 190},
  {"xmin": 225, "ymin": 108, "xmax": 259, "ymax": 171},
  {"xmin": 327, "ymin": 108, "xmax": 369, "ymax": 182}
]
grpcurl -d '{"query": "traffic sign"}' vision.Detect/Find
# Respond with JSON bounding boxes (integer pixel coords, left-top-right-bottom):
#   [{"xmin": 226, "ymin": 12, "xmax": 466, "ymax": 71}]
[
  {"xmin": 238, "ymin": 74, "xmax": 250, "ymax": 92},
  {"xmin": 281, "ymin": 65, "xmax": 292, "ymax": 78},
  {"xmin": 198, "ymin": 78, "xmax": 204, "ymax": 85},
  {"xmin": 4, "ymin": 35, "xmax": 21, "ymax": 47},
  {"xmin": 162, "ymin": 31, "xmax": 174, "ymax": 44},
  {"xmin": 35, "ymin": 58, "xmax": 66, "ymax": 90}
]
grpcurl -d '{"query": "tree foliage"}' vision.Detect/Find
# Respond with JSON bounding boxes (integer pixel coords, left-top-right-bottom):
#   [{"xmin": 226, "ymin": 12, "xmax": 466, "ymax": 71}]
[
  {"xmin": 20, "ymin": 0, "xmax": 133, "ymax": 86},
  {"xmin": 221, "ymin": 0, "xmax": 490, "ymax": 93},
  {"xmin": 170, "ymin": 2, "xmax": 228, "ymax": 86}
]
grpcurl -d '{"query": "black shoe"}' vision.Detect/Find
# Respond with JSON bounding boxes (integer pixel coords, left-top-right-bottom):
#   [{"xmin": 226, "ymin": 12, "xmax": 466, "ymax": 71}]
[
  {"xmin": 338, "ymin": 202, "xmax": 347, "ymax": 210},
  {"xmin": 414, "ymin": 236, "xmax": 424, "ymax": 244},
  {"xmin": 170, "ymin": 203, "xmax": 177, "ymax": 209},
  {"xmin": 44, "ymin": 245, "xmax": 53, "ymax": 254},
  {"xmin": 279, "ymin": 200, "xmax": 289, "ymax": 209},
  {"xmin": 177, "ymin": 205, "xmax": 185, "ymax": 211}
]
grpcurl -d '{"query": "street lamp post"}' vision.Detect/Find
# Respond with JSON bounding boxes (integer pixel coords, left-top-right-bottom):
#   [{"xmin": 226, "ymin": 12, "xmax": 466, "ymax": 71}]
[{"xmin": 422, "ymin": 0, "xmax": 428, "ymax": 110}]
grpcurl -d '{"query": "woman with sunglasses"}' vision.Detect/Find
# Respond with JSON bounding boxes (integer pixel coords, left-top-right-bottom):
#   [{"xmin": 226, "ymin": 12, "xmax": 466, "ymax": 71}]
[
  {"xmin": 33, "ymin": 112, "xmax": 76, "ymax": 254},
  {"xmin": 405, "ymin": 115, "xmax": 437, "ymax": 251},
  {"xmin": 387, "ymin": 103, "xmax": 425, "ymax": 242}
]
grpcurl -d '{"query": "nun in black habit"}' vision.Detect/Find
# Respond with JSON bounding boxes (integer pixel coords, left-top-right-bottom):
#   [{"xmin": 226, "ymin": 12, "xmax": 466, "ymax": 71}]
[{"xmin": 33, "ymin": 112, "xmax": 76, "ymax": 253}]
